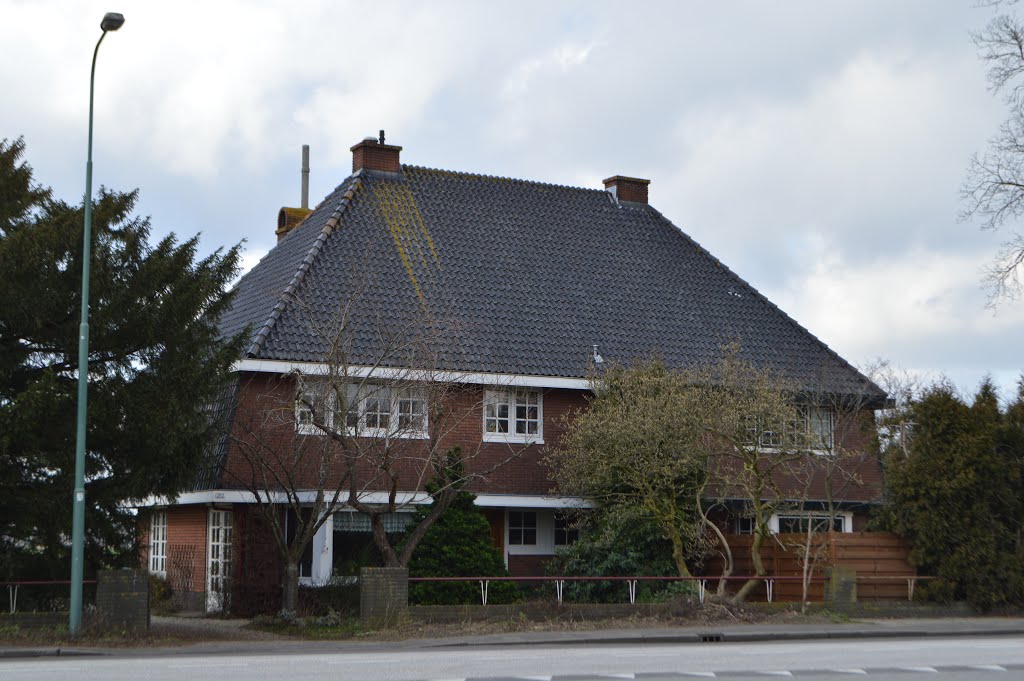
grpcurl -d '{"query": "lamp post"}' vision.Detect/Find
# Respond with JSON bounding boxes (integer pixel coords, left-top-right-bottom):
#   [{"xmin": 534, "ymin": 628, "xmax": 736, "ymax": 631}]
[{"xmin": 70, "ymin": 10, "xmax": 124, "ymax": 638}]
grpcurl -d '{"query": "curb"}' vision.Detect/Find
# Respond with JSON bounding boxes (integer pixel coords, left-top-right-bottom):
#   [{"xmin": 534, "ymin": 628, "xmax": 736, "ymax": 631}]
[
  {"xmin": 3, "ymin": 624, "xmax": 1023, "ymax": 658},
  {"xmin": 424, "ymin": 626, "xmax": 1024, "ymax": 648}
]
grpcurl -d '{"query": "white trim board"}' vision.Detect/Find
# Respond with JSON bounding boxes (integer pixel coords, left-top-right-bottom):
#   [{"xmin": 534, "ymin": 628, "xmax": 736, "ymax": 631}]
[
  {"xmin": 136, "ymin": 490, "xmax": 593, "ymax": 510},
  {"xmin": 233, "ymin": 359, "xmax": 592, "ymax": 391}
]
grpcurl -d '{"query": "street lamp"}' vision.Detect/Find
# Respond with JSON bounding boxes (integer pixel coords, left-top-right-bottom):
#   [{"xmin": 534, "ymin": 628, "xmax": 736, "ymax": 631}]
[{"xmin": 70, "ymin": 10, "xmax": 124, "ymax": 638}]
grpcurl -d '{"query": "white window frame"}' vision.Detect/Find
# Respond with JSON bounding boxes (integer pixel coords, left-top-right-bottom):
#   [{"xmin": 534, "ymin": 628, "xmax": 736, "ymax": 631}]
[
  {"xmin": 206, "ymin": 508, "xmax": 233, "ymax": 613},
  {"xmin": 483, "ymin": 389, "xmax": 544, "ymax": 444},
  {"xmin": 505, "ymin": 508, "xmax": 556, "ymax": 557},
  {"xmin": 745, "ymin": 406, "xmax": 834, "ymax": 453},
  {"xmin": 295, "ymin": 382, "xmax": 428, "ymax": 439},
  {"xmin": 148, "ymin": 510, "xmax": 167, "ymax": 577},
  {"xmin": 770, "ymin": 511, "xmax": 852, "ymax": 534}
]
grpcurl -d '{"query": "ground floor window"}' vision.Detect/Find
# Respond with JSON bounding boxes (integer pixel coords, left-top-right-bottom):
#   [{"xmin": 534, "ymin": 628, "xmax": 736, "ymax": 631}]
[
  {"xmin": 331, "ymin": 512, "xmax": 412, "ymax": 578},
  {"xmin": 508, "ymin": 511, "xmax": 537, "ymax": 545},
  {"xmin": 148, "ymin": 510, "xmax": 167, "ymax": 576},
  {"xmin": 776, "ymin": 513, "xmax": 846, "ymax": 534},
  {"xmin": 207, "ymin": 508, "xmax": 233, "ymax": 612},
  {"xmin": 554, "ymin": 514, "xmax": 579, "ymax": 546}
]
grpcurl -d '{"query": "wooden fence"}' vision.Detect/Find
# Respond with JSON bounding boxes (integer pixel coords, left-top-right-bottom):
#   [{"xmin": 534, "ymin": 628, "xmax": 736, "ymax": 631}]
[{"xmin": 703, "ymin": 532, "xmax": 915, "ymax": 602}]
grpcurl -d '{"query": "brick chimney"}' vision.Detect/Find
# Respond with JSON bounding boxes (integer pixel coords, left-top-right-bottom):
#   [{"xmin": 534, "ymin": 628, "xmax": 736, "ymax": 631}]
[
  {"xmin": 351, "ymin": 130, "xmax": 402, "ymax": 173},
  {"xmin": 603, "ymin": 175, "xmax": 650, "ymax": 204}
]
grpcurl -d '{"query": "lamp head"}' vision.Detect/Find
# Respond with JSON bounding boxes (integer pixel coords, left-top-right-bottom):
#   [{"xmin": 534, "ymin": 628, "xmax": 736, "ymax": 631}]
[{"xmin": 100, "ymin": 12, "xmax": 125, "ymax": 32}]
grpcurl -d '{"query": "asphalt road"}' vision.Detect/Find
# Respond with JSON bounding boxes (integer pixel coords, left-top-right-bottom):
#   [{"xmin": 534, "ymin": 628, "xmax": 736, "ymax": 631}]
[{"xmin": 2, "ymin": 636, "xmax": 1023, "ymax": 681}]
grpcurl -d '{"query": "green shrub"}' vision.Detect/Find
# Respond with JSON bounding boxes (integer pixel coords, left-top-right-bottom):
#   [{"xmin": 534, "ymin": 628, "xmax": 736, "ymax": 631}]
[
  {"xmin": 545, "ymin": 509, "xmax": 681, "ymax": 603},
  {"xmin": 407, "ymin": 491, "xmax": 519, "ymax": 605}
]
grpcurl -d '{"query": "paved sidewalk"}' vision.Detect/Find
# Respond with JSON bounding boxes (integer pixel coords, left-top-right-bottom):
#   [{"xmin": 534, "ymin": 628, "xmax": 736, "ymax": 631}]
[{"xmin": 2, "ymin": 616, "xmax": 1023, "ymax": 659}]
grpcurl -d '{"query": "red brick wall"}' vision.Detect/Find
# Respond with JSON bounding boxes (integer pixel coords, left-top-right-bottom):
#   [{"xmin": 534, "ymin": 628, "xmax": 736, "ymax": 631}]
[
  {"xmin": 165, "ymin": 506, "xmax": 209, "ymax": 596},
  {"xmin": 223, "ymin": 373, "xmax": 589, "ymax": 497},
  {"xmin": 508, "ymin": 554, "xmax": 551, "ymax": 577}
]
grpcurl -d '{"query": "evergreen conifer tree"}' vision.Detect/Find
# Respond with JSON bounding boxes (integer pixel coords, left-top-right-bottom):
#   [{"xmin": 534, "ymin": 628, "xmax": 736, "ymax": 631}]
[{"xmin": 0, "ymin": 137, "xmax": 245, "ymax": 579}]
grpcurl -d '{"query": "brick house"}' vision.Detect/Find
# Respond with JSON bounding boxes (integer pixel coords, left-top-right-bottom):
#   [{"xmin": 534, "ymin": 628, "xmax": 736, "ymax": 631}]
[{"xmin": 139, "ymin": 133, "xmax": 886, "ymax": 612}]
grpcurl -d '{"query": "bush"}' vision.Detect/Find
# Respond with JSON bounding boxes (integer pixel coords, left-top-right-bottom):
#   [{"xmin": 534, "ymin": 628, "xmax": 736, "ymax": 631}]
[
  {"xmin": 407, "ymin": 491, "xmax": 520, "ymax": 605},
  {"xmin": 297, "ymin": 582, "xmax": 360, "ymax": 617},
  {"xmin": 545, "ymin": 509, "xmax": 681, "ymax": 603},
  {"xmin": 148, "ymin": 574, "xmax": 175, "ymax": 614}
]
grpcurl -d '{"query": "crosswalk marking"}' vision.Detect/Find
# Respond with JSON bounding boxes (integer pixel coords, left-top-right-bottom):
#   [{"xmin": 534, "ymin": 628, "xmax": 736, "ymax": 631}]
[
  {"xmin": 902, "ymin": 667, "xmax": 938, "ymax": 673},
  {"xmin": 970, "ymin": 665, "xmax": 1008, "ymax": 672},
  {"xmin": 829, "ymin": 670, "xmax": 868, "ymax": 675}
]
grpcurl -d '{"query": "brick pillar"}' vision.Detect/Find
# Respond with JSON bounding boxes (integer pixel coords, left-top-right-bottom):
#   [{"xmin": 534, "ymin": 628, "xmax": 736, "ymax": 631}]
[
  {"xmin": 825, "ymin": 566, "xmax": 857, "ymax": 609},
  {"xmin": 360, "ymin": 567, "xmax": 408, "ymax": 629},
  {"xmin": 95, "ymin": 569, "xmax": 150, "ymax": 633}
]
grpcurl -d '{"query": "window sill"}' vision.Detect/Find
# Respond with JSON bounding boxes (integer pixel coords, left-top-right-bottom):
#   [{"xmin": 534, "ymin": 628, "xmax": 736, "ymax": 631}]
[
  {"xmin": 295, "ymin": 425, "xmax": 429, "ymax": 440},
  {"xmin": 483, "ymin": 432, "xmax": 544, "ymax": 445}
]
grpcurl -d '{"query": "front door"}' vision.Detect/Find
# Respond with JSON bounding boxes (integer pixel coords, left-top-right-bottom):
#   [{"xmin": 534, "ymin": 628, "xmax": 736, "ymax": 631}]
[{"xmin": 206, "ymin": 508, "xmax": 233, "ymax": 612}]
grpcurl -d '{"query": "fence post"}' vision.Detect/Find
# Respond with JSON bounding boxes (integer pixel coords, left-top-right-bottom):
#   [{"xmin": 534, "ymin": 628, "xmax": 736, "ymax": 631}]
[
  {"xmin": 360, "ymin": 567, "xmax": 408, "ymax": 629},
  {"xmin": 95, "ymin": 569, "xmax": 150, "ymax": 633},
  {"xmin": 825, "ymin": 565, "xmax": 857, "ymax": 610}
]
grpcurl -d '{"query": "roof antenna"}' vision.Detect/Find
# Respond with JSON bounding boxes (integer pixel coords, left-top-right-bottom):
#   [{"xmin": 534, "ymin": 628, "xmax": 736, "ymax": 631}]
[{"xmin": 379, "ymin": 129, "xmax": 386, "ymax": 145}]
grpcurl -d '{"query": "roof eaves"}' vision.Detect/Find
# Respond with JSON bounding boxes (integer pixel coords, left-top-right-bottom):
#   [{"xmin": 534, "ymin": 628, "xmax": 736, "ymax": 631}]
[{"xmin": 246, "ymin": 175, "xmax": 363, "ymax": 357}]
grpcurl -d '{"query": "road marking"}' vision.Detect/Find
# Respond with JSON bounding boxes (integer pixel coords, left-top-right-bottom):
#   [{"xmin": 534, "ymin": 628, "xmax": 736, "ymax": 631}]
[
  {"xmin": 969, "ymin": 666, "xmax": 1008, "ymax": 672},
  {"xmin": 521, "ymin": 676, "xmax": 552, "ymax": 681},
  {"xmin": 902, "ymin": 667, "xmax": 938, "ymax": 673},
  {"xmin": 829, "ymin": 670, "xmax": 868, "ymax": 675},
  {"xmin": 757, "ymin": 672, "xmax": 793, "ymax": 677},
  {"xmin": 167, "ymin": 663, "xmax": 250, "ymax": 669},
  {"xmin": 676, "ymin": 673, "xmax": 716, "ymax": 678}
]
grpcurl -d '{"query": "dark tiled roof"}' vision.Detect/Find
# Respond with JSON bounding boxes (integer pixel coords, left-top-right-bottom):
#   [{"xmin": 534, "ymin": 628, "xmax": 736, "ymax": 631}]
[{"xmin": 222, "ymin": 166, "xmax": 884, "ymax": 400}]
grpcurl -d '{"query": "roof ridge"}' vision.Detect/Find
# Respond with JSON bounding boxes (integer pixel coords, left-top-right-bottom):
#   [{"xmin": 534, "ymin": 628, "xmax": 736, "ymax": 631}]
[
  {"xmin": 645, "ymin": 205, "xmax": 885, "ymax": 398},
  {"xmin": 401, "ymin": 164, "xmax": 611, "ymax": 195},
  {"xmin": 246, "ymin": 176, "xmax": 362, "ymax": 357}
]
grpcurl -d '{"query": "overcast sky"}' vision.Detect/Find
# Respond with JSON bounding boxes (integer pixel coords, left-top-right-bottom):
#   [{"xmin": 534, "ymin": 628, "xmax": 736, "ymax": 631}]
[{"xmin": 2, "ymin": 1, "xmax": 1021, "ymax": 400}]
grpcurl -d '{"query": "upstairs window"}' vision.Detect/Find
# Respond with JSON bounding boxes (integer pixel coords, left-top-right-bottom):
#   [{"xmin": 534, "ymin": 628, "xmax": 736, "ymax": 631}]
[
  {"xmin": 744, "ymin": 406, "xmax": 834, "ymax": 451},
  {"xmin": 484, "ymin": 389, "xmax": 543, "ymax": 443},
  {"xmin": 296, "ymin": 382, "xmax": 428, "ymax": 439}
]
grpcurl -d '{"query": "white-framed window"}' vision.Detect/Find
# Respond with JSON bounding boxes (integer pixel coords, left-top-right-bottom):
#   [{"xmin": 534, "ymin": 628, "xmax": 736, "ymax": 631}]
[
  {"xmin": 295, "ymin": 382, "xmax": 428, "ymax": 439},
  {"xmin": 148, "ymin": 510, "xmax": 167, "ymax": 576},
  {"xmin": 483, "ymin": 389, "xmax": 543, "ymax": 443},
  {"xmin": 508, "ymin": 510, "xmax": 537, "ymax": 545},
  {"xmin": 771, "ymin": 512, "xmax": 851, "ymax": 534},
  {"xmin": 803, "ymin": 406, "xmax": 834, "ymax": 451},
  {"xmin": 745, "ymin": 406, "xmax": 834, "ymax": 452},
  {"xmin": 735, "ymin": 516, "xmax": 756, "ymax": 535}
]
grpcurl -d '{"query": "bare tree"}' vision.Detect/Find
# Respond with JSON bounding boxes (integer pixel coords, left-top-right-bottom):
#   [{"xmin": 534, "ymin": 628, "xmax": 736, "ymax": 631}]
[
  {"xmin": 697, "ymin": 348, "xmax": 811, "ymax": 603},
  {"xmin": 962, "ymin": 5, "xmax": 1024, "ymax": 301},
  {"xmin": 226, "ymin": 293, "xmax": 527, "ymax": 614},
  {"xmin": 781, "ymin": 391, "xmax": 874, "ymax": 614},
  {"xmin": 548, "ymin": 344, "xmax": 815, "ymax": 599},
  {"xmin": 546, "ymin": 358, "xmax": 713, "ymax": 579}
]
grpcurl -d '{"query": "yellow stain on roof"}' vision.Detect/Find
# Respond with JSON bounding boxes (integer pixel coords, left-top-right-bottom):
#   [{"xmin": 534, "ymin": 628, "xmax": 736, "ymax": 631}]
[{"xmin": 370, "ymin": 181, "xmax": 442, "ymax": 307}]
